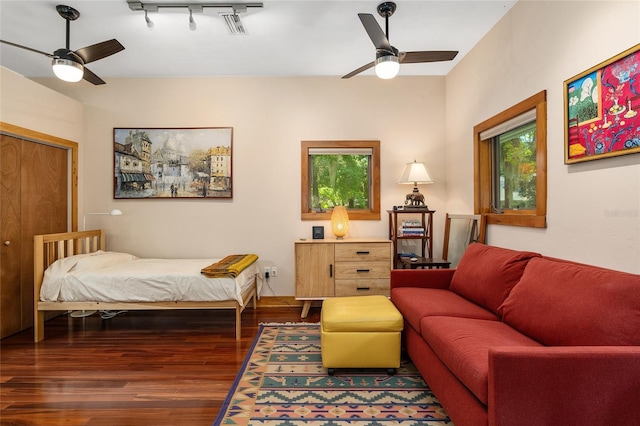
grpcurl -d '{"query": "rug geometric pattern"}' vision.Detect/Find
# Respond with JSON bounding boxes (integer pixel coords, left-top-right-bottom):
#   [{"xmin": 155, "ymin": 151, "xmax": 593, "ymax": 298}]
[{"xmin": 215, "ymin": 324, "xmax": 452, "ymax": 425}]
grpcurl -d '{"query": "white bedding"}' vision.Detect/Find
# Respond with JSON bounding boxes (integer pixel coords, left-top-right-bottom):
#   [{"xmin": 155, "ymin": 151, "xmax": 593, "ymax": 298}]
[{"xmin": 40, "ymin": 251, "xmax": 262, "ymax": 306}]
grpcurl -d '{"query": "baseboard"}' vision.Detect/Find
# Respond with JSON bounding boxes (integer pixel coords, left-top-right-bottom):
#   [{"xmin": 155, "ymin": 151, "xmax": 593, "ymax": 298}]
[{"xmin": 256, "ymin": 296, "xmax": 322, "ymax": 308}]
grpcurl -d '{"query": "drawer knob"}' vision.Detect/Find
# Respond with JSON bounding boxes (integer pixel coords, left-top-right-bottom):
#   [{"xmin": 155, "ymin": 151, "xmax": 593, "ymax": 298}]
[
  {"xmin": 356, "ymin": 269, "xmax": 370, "ymax": 273},
  {"xmin": 356, "ymin": 251, "xmax": 370, "ymax": 255},
  {"xmin": 356, "ymin": 287, "xmax": 370, "ymax": 291}
]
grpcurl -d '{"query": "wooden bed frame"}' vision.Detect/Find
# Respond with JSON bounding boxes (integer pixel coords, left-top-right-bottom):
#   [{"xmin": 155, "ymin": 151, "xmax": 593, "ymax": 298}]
[{"xmin": 33, "ymin": 229, "xmax": 258, "ymax": 342}]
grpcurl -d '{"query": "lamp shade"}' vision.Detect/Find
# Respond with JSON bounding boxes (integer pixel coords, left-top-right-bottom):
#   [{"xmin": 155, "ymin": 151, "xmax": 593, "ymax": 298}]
[
  {"xmin": 330, "ymin": 206, "xmax": 349, "ymax": 239},
  {"xmin": 398, "ymin": 161, "xmax": 434, "ymax": 184}
]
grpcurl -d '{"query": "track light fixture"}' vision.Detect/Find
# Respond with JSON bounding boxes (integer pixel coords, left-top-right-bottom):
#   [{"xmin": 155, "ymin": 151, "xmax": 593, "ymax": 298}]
[
  {"xmin": 189, "ymin": 9, "xmax": 196, "ymax": 30},
  {"xmin": 144, "ymin": 10, "xmax": 154, "ymax": 29},
  {"xmin": 128, "ymin": 1, "xmax": 263, "ymax": 32}
]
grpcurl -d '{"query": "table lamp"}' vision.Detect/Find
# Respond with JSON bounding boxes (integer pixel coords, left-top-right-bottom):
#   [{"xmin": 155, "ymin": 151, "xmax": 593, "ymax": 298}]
[
  {"xmin": 398, "ymin": 160, "xmax": 434, "ymax": 209},
  {"xmin": 331, "ymin": 206, "xmax": 349, "ymax": 239}
]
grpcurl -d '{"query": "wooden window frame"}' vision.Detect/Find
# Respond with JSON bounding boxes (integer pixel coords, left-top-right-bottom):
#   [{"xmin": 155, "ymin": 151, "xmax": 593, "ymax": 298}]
[
  {"xmin": 301, "ymin": 140, "xmax": 380, "ymax": 221},
  {"xmin": 473, "ymin": 91, "xmax": 547, "ymax": 228}
]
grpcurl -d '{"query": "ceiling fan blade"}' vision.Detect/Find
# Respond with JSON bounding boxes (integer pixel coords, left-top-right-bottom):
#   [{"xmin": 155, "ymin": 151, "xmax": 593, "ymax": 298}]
[
  {"xmin": 342, "ymin": 61, "xmax": 375, "ymax": 79},
  {"xmin": 82, "ymin": 67, "xmax": 106, "ymax": 85},
  {"xmin": 74, "ymin": 39, "xmax": 124, "ymax": 64},
  {"xmin": 0, "ymin": 39, "xmax": 54, "ymax": 58},
  {"xmin": 358, "ymin": 13, "xmax": 391, "ymax": 51},
  {"xmin": 400, "ymin": 51, "xmax": 459, "ymax": 64}
]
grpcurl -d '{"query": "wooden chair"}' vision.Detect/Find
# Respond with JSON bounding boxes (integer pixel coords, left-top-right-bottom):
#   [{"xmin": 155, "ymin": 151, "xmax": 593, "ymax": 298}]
[
  {"xmin": 442, "ymin": 213, "xmax": 486, "ymax": 267},
  {"xmin": 401, "ymin": 213, "xmax": 486, "ymax": 269}
]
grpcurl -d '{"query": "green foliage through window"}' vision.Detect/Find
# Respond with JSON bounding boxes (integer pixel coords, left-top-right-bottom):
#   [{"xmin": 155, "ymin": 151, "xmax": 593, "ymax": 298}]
[
  {"xmin": 492, "ymin": 122, "xmax": 536, "ymax": 210},
  {"xmin": 309, "ymin": 151, "xmax": 371, "ymax": 210}
]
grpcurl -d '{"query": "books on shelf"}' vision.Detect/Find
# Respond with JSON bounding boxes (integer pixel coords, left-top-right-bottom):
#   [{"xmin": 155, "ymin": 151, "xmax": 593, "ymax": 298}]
[
  {"xmin": 401, "ymin": 220, "xmax": 422, "ymax": 227},
  {"xmin": 398, "ymin": 252, "xmax": 418, "ymax": 258},
  {"xmin": 399, "ymin": 227, "xmax": 425, "ymax": 237}
]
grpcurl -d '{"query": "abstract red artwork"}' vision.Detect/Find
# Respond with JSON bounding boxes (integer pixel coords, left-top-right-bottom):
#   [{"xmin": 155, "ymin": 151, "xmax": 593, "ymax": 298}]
[{"xmin": 564, "ymin": 44, "xmax": 640, "ymax": 164}]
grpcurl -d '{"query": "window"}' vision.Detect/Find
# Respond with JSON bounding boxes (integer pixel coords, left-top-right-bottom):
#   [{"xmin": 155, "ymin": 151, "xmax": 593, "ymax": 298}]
[
  {"xmin": 301, "ymin": 140, "xmax": 380, "ymax": 220},
  {"xmin": 474, "ymin": 91, "xmax": 547, "ymax": 228},
  {"xmin": 492, "ymin": 121, "xmax": 536, "ymax": 211}
]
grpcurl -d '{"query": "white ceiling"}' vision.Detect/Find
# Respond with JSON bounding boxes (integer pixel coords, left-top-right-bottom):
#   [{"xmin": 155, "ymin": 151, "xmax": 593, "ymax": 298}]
[{"xmin": 0, "ymin": 0, "xmax": 515, "ymax": 82}]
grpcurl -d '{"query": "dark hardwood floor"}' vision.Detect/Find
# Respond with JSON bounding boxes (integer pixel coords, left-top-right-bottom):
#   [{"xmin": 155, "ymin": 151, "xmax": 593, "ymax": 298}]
[{"xmin": 0, "ymin": 306, "xmax": 321, "ymax": 426}]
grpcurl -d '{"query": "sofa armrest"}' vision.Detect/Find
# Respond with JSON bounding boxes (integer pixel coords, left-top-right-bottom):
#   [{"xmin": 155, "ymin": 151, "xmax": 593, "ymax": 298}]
[
  {"xmin": 390, "ymin": 269, "xmax": 455, "ymax": 290},
  {"xmin": 488, "ymin": 346, "xmax": 640, "ymax": 426}
]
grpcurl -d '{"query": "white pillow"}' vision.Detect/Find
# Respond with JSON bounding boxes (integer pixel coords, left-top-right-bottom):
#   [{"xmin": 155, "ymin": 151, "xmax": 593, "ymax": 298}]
[
  {"xmin": 40, "ymin": 251, "xmax": 138, "ymax": 301},
  {"xmin": 69, "ymin": 251, "xmax": 137, "ymax": 273},
  {"xmin": 44, "ymin": 251, "xmax": 105, "ymax": 278}
]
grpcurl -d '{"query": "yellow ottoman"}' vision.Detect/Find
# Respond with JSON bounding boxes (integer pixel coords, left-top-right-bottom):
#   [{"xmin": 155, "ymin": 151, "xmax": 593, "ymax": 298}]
[{"xmin": 321, "ymin": 295, "xmax": 403, "ymax": 375}]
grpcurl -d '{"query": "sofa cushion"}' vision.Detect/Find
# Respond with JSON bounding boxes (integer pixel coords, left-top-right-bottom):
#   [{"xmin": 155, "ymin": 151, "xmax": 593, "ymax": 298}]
[
  {"xmin": 449, "ymin": 243, "xmax": 540, "ymax": 315},
  {"xmin": 391, "ymin": 287, "xmax": 498, "ymax": 333},
  {"xmin": 420, "ymin": 316, "xmax": 542, "ymax": 404},
  {"xmin": 499, "ymin": 257, "xmax": 640, "ymax": 346}
]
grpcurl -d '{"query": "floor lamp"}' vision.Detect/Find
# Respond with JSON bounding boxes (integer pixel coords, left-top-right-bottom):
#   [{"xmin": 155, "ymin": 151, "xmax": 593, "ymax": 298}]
[{"xmin": 71, "ymin": 209, "xmax": 124, "ymax": 318}]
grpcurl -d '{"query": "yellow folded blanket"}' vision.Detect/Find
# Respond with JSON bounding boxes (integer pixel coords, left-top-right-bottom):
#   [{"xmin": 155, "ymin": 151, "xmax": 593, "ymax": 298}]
[{"xmin": 201, "ymin": 254, "xmax": 258, "ymax": 278}]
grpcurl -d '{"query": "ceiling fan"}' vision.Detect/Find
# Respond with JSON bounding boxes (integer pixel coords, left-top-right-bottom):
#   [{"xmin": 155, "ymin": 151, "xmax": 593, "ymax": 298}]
[
  {"xmin": 0, "ymin": 4, "xmax": 124, "ymax": 85},
  {"xmin": 343, "ymin": 1, "xmax": 458, "ymax": 79}
]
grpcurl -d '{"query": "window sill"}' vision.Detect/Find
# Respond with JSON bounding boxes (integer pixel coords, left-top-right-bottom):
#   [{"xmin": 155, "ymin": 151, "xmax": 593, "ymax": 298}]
[
  {"xmin": 485, "ymin": 213, "xmax": 546, "ymax": 228},
  {"xmin": 301, "ymin": 210, "xmax": 380, "ymax": 221}
]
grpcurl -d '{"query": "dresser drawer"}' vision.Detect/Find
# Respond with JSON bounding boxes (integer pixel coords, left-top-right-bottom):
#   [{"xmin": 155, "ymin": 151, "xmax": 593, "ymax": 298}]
[
  {"xmin": 334, "ymin": 261, "xmax": 390, "ymax": 280},
  {"xmin": 335, "ymin": 243, "xmax": 391, "ymax": 262},
  {"xmin": 335, "ymin": 279, "xmax": 390, "ymax": 297}
]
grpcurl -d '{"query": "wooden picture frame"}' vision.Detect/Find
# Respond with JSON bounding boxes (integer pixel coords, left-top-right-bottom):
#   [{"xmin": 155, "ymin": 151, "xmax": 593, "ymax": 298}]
[
  {"xmin": 114, "ymin": 127, "xmax": 232, "ymax": 199},
  {"xmin": 564, "ymin": 44, "xmax": 640, "ymax": 164}
]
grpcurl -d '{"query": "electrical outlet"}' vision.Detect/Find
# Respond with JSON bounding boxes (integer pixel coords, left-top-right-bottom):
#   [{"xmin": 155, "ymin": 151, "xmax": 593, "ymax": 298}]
[
  {"xmin": 271, "ymin": 266, "xmax": 277, "ymax": 277},
  {"xmin": 264, "ymin": 267, "xmax": 270, "ymax": 278}
]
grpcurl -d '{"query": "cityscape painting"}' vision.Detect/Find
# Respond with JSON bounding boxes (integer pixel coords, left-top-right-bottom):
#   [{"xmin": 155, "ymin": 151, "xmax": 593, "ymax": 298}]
[{"xmin": 113, "ymin": 127, "xmax": 233, "ymax": 199}]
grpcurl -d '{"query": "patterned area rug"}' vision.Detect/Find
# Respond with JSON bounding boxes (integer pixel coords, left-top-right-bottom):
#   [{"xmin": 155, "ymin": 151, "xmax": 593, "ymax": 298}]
[{"xmin": 215, "ymin": 324, "xmax": 452, "ymax": 425}]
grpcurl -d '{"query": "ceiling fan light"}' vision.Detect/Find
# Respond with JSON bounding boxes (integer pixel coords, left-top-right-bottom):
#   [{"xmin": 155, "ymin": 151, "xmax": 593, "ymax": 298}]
[
  {"xmin": 52, "ymin": 58, "xmax": 84, "ymax": 82},
  {"xmin": 375, "ymin": 54, "xmax": 399, "ymax": 79}
]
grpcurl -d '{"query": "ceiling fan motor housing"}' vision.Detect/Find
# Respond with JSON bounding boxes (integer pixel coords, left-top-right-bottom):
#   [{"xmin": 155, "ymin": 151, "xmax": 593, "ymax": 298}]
[
  {"xmin": 377, "ymin": 2, "xmax": 396, "ymax": 18},
  {"xmin": 56, "ymin": 5, "xmax": 80, "ymax": 21},
  {"xmin": 53, "ymin": 48, "xmax": 84, "ymax": 65},
  {"xmin": 376, "ymin": 46, "xmax": 399, "ymax": 60}
]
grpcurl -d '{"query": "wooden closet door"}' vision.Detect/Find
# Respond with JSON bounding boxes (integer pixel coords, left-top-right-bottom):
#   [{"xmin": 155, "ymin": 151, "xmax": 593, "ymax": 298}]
[
  {"xmin": 1, "ymin": 135, "xmax": 22, "ymax": 337},
  {"xmin": 0, "ymin": 135, "xmax": 67, "ymax": 338}
]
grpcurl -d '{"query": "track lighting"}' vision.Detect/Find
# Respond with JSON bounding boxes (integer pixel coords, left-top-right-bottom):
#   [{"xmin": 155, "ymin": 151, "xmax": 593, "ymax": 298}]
[
  {"xmin": 189, "ymin": 9, "xmax": 196, "ymax": 30},
  {"xmin": 128, "ymin": 1, "xmax": 263, "ymax": 32},
  {"xmin": 145, "ymin": 10, "xmax": 154, "ymax": 29},
  {"xmin": 144, "ymin": 10, "xmax": 154, "ymax": 29}
]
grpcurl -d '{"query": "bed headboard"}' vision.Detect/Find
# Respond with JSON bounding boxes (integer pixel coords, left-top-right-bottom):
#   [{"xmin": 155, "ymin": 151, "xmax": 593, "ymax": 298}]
[{"xmin": 33, "ymin": 229, "xmax": 105, "ymax": 301}]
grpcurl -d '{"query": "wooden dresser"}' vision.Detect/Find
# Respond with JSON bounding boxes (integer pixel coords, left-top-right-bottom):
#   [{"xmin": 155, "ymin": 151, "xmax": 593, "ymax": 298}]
[{"xmin": 294, "ymin": 238, "xmax": 392, "ymax": 317}]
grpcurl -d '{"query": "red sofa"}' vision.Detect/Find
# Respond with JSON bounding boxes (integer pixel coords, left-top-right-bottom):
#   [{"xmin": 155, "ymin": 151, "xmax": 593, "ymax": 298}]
[{"xmin": 390, "ymin": 243, "xmax": 640, "ymax": 426}]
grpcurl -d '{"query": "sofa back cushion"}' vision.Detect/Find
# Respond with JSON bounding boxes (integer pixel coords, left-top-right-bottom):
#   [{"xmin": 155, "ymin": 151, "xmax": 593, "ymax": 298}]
[
  {"xmin": 499, "ymin": 257, "xmax": 640, "ymax": 345},
  {"xmin": 449, "ymin": 244, "xmax": 540, "ymax": 315}
]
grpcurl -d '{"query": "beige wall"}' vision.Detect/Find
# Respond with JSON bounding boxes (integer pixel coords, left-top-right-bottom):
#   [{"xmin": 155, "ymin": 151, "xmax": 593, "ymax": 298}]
[
  {"xmin": 0, "ymin": 67, "xmax": 83, "ymax": 142},
  {"xmin": 446, "ymin": 0, "xmax": 640, "ymax": 273},
  {"xmin": 2, "ymin": 1, "xmax": 638, "ymax": 299},
  {"xmin": 31, "ymin": 76, "xmax": 448, "ymax": 296}
]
